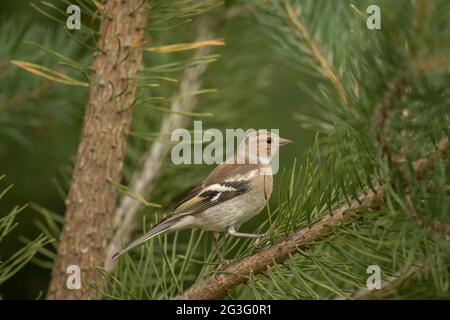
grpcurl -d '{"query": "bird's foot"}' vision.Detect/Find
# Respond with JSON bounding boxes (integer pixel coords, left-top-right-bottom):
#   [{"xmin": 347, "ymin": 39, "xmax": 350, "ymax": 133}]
[
  {"xmin": 214, "ymin": 258, "xmax": 231, "ymax": 279},
  {"xmin": 253, "ymin": 233, "xmax": 269, "ymax": 248},
  {"xmin": 253, "ymin": 219, "xmax": 281, "ymax": 248},
  {"xmin": 217, "ymin": 257, "xmax": 231, "ymax": 270}
]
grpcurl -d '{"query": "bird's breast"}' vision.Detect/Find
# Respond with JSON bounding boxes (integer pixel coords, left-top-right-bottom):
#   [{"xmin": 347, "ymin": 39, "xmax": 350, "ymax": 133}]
[{"xmin": 195, "ymin": 170, "xmax": 273, "ymax": 231}]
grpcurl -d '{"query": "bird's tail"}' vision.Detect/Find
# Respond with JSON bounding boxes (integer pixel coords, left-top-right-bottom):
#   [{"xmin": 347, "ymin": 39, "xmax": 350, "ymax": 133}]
[{"xmin": 112, "ymin": 220, "xmax": 174, "ymax": 260}]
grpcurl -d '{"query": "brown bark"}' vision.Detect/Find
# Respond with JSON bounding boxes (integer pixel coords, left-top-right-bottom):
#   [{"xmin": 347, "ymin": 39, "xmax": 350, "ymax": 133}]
[
  {"xmin": 47, "ymin": 0, "xmax": 148, "ymax": 299},
  {"xmin": 372, "ymin": 76, "xmax": 408, "ymax": 165},
  {"xmin": 104, "ymin": 16, "xmax": 215, "ymax": 273}
]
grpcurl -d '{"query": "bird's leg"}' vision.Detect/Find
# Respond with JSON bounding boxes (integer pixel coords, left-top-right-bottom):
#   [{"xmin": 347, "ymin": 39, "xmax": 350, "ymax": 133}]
[
  {"xmin": 227, "ymin": 226, "xmax": 271, "ymax": 248},
  {"xmin": 227, "ymin": 226, "xmax": 267, "ymax": 247},
  {"xmin": 212, "ymin": 232, "xmax": 229, "ymax": 268}
]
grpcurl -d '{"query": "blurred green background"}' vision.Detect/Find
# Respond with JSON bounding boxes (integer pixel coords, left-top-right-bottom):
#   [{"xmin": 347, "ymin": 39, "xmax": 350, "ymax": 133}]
[{"xmin": 0, "ymin": 1, "xmax": 315, "ymax": 299}]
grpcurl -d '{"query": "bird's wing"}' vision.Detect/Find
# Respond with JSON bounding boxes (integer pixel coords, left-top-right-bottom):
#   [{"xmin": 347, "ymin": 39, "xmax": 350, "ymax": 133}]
[
  {"xmin": 165, "ymin": 163, "xmax": 260, "ymax": 220},
  {"xmin": 112, "ymin": 164, "xmax": 260, "ymax": 259}
]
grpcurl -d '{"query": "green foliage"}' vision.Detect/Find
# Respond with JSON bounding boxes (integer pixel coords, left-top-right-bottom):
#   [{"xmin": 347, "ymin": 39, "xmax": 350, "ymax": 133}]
[
  {"xmin": 0, "ymin": 176, "xmax": 50, "ymax": 287},
  {"xmin": 1, "ymin": 0, "xmax": 448, "ymax": 299},
  {"xmin": 241, "ymin": 0, "xmax": 449, "ymax": 299},
  {"xmin": 0, "ymin": 16, "xmax": 88, "ymax": 151},
  {"xmin": 106, "ymin": 0, "xmax": 449, "ymax": 300}
]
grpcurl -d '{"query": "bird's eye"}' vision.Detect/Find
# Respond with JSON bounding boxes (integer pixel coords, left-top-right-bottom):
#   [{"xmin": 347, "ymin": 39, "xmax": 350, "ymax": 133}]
[{"xmin": 266, "ymin": 137, "xmax": 272, "ymax": 144}]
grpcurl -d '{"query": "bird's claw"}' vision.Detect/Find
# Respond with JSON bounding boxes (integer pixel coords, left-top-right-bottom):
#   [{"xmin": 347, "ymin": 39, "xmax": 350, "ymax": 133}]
[
  {"xmin": 253, "ymin": 233, "xmax": 268, "ymax": 248},
  {"xmin": 214, "ymin": 259, "xmax": 231, "ymax": 280},
  {"xmin": 218, "ymin": 258, "xmax": 231, "ymax": 269}
]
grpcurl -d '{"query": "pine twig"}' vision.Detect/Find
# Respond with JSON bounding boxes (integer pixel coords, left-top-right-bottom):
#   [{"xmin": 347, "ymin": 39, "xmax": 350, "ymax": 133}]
[
  {"xmin": 282, "ymin": 1, "xmax": 349, "ymax": 107},
  {"xmin": 405, "ymin": 194, "xmax": 450, "ymax": 240},
  {"xmin": 336, "ymin": 261, "xmax": 430, "ymax": 300},
  {"xmin": 399, "ymin": 136, "xmax": 450, "ymax": 238},
  {"xmin": 372, "ymin": 75, "xmax": 450, "ymax": 239},
  {"xmin": 372, "ymin": 76, "xmax": 408, "ymax": 165},
  {"xmin": 409, "ymin": 136, "xmax": 449, "ymax": 180}
]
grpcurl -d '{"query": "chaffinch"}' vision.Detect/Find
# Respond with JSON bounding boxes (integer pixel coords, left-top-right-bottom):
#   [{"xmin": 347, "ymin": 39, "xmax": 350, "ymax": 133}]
[{"xmin": 112, "ymin": 130, "xmax": 293, "ymax": 264}]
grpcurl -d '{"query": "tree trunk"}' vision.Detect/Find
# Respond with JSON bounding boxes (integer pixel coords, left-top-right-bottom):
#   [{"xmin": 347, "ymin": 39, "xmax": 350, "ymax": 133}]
[{"xmin": 47, "ymin": 0, "xmax": 148, "ymax": 299}]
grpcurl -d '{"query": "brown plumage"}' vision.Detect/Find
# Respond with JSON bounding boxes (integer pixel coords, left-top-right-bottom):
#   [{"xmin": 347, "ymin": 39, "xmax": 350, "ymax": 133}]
[{"xmin": 112, "ymin": 131, "xmax": 293, "ymax": 262}]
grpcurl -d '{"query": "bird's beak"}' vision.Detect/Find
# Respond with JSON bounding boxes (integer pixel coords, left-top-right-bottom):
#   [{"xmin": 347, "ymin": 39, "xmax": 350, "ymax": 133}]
[{"xmin": 279, "ymin": 138, "xmax": 294, "ymax": 147}]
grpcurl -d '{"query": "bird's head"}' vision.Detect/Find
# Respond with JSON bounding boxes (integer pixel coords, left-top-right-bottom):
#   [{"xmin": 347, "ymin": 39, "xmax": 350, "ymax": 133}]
[{"xmin": 235, "ymin": 130, "xmax": 293, "ymax": 165}]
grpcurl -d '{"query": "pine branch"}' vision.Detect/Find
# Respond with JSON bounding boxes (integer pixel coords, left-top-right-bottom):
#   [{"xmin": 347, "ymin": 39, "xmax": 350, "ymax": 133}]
[
  {"xmin": 409, "ymin": 136, "xmax": 449, "ymax": 180},
  {"xmin": 145, "ymin": 39, "xmax": 224, "ymax": 53},
  {"xmin": 47, "ymin": 0, "xmax": 148, "ymax": 299},
  {"xmin": 0, "ymin": 177, "xmax": 51, "ymax": 286},
  {"xmin": 405, "ymin": 194, "xmax": 450, "ymax": 240},
  {"xmin": 372, "ymin": 70, "xmax": 450, "ymax": 239},
  {"xmin": 372, "ymin": 76, "xmax": 408, "ymax": 165},
  {"xmin": 104, "ymin": 15, "xmax": 216, "ymax": 273},
  {"xmin": 282, "ymin": 1, "xmax": 349, "ymax": 106},
  {"xmin": 175, "ymin": 132, "xmax": 448, "ymax": 299},
  {"xmin": 175, "ymin": 186, "xmax": 384, "ymax": 300},
  {"xmin": 336, "ymin": 260, "xmax": 430, "ymax": 300},
  {"xmin": 395, "ymin": 129, "xmax": 449, "ymax": 237}
]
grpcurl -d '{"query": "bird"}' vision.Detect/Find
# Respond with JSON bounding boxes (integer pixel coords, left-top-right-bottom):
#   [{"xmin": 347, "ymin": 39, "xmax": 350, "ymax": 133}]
[{"xmin": 112, "ymin": 130, "xmax": 293, "ymax": 264}]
